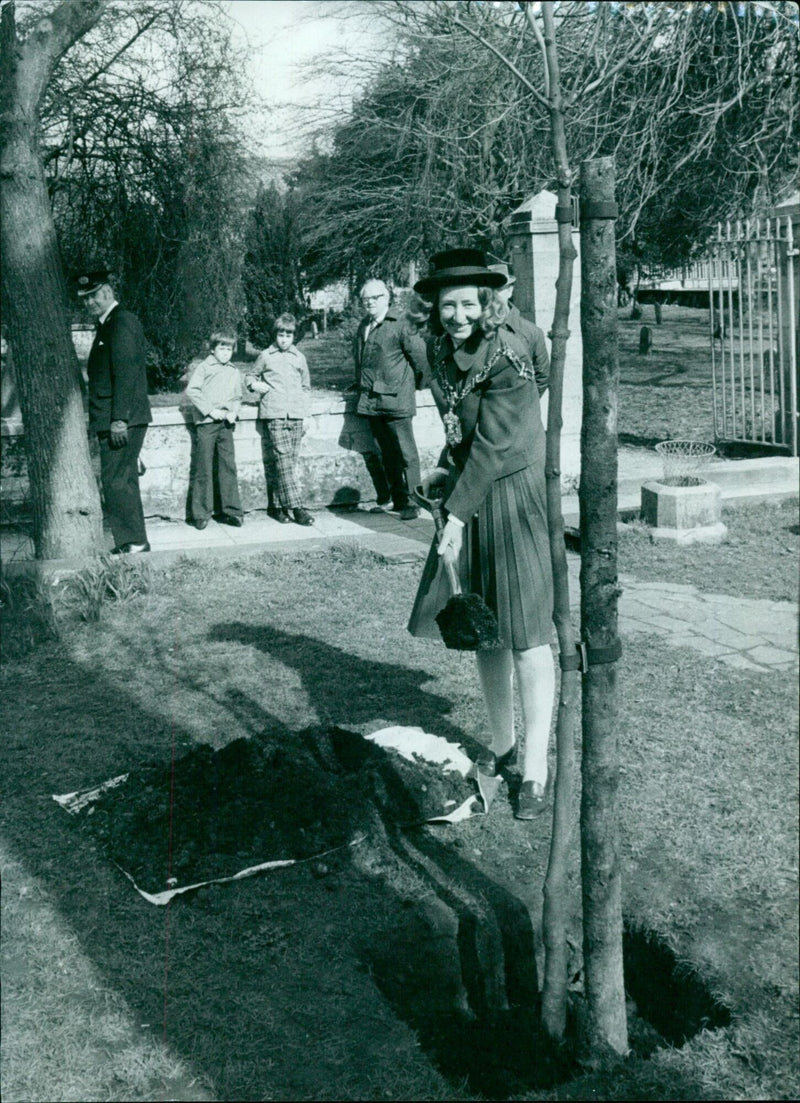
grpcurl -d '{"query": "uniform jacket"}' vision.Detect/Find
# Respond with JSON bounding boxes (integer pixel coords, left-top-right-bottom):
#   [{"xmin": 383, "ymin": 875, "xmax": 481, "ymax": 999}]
[
  {"xmin": 87, "ymin": 305, "xmax": 151, "ymax": 431},
  {"xmin": 353, "ymin": 309, "xmax": 428, "ymax": 417},
  {"xmin": 246, "ymin": 343, "xmax": 310, "ymax": 419},
  {"xmin": 426, "ymin": 330, "xmax": 545, "ymax": 524},
  {"xmin": 186, "ymin": 355, "xmax": 244, "ymax": 424},
  {"xmin": 501, "ymin": 304, "xmax": 550, "ymax": 396}
]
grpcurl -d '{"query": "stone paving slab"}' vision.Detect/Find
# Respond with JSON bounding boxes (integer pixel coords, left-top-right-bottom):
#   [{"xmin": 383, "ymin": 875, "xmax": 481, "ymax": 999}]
[{"xmin": 565, "ymin": 556, "xmax": 797, "ymax": 674}]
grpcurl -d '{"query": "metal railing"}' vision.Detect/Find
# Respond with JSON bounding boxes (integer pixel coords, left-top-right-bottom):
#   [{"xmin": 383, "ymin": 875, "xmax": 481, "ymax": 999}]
[
  {"xmin": 640, "ymin": 260, "xmax": 716, "ymax": 286},
  {"xmin": 709, "ymin": 217, "xmax": 798, "ymax": 456}
]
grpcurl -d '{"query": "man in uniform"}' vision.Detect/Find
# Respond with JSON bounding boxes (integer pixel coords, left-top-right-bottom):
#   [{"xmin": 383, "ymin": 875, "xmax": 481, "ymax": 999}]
[{"xmin": 77, "ymin": 268, "xmax": 151, "ymax": 553}]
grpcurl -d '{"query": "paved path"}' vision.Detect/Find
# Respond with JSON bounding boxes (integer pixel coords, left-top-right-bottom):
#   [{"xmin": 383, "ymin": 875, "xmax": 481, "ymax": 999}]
[
  {"xmin": 2, "ymin": 504, "xmax": 796, "ymax": 675},
  {"xmin": 563, "ymin": 558, "xmax": 797, "ymax": 675}
]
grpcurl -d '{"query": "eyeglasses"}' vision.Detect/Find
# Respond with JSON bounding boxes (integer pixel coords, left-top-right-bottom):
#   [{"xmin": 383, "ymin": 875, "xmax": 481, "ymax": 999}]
[{"xmin": 361, "ymin": 295, "xmax": 387, "ymax": 304}]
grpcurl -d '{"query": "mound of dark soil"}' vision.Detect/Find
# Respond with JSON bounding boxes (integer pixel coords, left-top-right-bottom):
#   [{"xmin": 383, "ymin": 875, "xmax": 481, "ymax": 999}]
[
  {"xmin": 436, "ymin": 593, "xmax": 501, "ymax": 650},
  {"xmin": 74, "ymin": 727, "xmax": 475, "ymax": 895}
]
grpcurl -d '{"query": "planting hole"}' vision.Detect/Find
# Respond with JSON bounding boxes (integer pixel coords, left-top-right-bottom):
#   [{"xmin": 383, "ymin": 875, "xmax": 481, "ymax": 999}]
[{"xmin": 624, "ymin": 923, "xmax": 732, "ymax": 1047}]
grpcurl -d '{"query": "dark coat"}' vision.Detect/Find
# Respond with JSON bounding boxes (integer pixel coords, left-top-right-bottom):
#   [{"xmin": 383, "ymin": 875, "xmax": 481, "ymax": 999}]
[
  {"xmin": 426, "ymin": 330, "xmax": 545, "ymax": 523},
  {"xmin": 501, "ymin": 304, "xmax": 550, "ymax": 396},
  {"xmin": 353, "ymin": 308, "xmax": 428, "ymax": 417},
  {"xmin": 87, "ymin": 305, "xmax": 152, "ymax": 431}
]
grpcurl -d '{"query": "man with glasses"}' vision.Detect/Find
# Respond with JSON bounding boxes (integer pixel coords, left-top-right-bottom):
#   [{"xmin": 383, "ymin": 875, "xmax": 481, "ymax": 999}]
[{"xmin": 353, "ymin": 279, "xmax": 427, "ymax": 520}]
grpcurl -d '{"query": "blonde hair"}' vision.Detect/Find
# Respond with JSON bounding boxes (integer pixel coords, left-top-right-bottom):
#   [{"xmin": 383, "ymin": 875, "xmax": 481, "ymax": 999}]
[{"xmin": 407, "ymin": 286, "xmax": 507, "ymax": 337}]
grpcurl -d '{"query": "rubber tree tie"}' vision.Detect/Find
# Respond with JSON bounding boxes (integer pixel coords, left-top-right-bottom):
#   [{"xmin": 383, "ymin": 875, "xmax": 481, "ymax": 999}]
[
  {"xmin": 559, "ymin": 638, "xmax": 623, "ymax": 672},
  {"xmin": 555, "ymin": 204, "xmax": 575, "ymax": 223},
  {"xmin": 580, "ymin": 201, "xmax": 619, "ymax": 221}
]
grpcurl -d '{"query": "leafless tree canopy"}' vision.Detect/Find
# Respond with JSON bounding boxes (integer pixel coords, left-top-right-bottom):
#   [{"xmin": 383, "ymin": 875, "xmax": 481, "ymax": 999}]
[
  {"xmin": 26, "ymin": 0, "xmax": 260, "ymax": 372},
  {"xmin": 294, "ymin": 1, "xmax": 798, "ymax": 287}
]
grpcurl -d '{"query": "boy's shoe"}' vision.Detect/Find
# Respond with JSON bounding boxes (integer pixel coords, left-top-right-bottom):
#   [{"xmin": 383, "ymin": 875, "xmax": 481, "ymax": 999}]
[
  {"xmin": 193, "ymin": 519, "xmax": 208, "ymax": 530},
  {"xmin": 292, "ymin": 508, "xmax": 314, "ymax": 526},
  {"xmin": 399, "ymin": 505, "xmax": 419, "ymax": 521},
  {"xmin": 369, "ymin": 500, "xmax": 392, "ymax": 514},
  {"xmin": 268, "ymin": 507, "xmax": 291, "ymax": 524},
  {"xmin": 219, "ymin": 514, "xmax": 243, "ymax": 527}
]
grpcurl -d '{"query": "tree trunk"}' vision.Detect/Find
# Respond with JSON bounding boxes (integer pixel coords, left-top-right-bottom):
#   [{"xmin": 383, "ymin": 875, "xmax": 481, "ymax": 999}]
[
  {"xmin": 578, "ymin": 156, "xmax": 628, "ymax": 1065},
  {"xmin": 0, "ymin": 1, "xmax": 106, "ymax": 559},
  {"xmin": 537, "ymin": 0, "xmax": 580, "ymax": 1045}
]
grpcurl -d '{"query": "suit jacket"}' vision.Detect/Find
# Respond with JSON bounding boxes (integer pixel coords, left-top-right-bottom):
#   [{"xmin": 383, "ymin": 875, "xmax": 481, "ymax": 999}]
[
  {"xmin": 501, "ymin": 304, "xmax": 550, "ymax": 396},
  {"xmin": 352, "ymin": 309, "xmax": 428, "ymax": 417},
  {"xmin": 426, "ymin": 330, "xmax": 545, "ymax": 523},
  {"xmin": 87, "ymin": 305, "xmax": 152, "ymax": 431}
]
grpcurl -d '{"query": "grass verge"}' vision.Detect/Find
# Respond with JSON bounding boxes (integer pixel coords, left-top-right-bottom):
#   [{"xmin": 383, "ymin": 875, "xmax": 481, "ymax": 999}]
[{"xmin": 618, "ymin": 498, "xmax": 799, "ymax": 602}]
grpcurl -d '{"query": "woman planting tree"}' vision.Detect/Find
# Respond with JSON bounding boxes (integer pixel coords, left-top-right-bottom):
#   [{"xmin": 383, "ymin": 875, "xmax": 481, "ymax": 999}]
[{"xmin": 407, "ymin": 248, "xmax": 555, "ymax": 819}]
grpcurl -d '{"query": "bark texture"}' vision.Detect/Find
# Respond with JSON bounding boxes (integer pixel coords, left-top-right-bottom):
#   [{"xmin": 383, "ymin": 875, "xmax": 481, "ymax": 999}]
[
  {"xmin": 0, "ymin": 1, "xmax": 106, "ymax": 558},
  {"xmin": 536, "ymin": 0, "xmax": 580, "ymax": 1044},
  {"xmin": 578, "ymin": 156, "xmax": 628, "ymax": 1065}
]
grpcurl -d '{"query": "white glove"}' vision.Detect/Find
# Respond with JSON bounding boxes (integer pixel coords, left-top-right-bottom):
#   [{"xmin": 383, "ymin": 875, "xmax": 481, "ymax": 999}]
[{"xmin": 437, "ymin": 516, "xmax": 463, "ymax": 568}]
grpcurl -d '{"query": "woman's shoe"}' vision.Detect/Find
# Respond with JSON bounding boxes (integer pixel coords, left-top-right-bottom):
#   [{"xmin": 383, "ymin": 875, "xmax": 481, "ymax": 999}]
[
  {"xmin": 515, "ymin": 779, "xmax": 548, "ymax": 820},
  {"xmin": 475, "ymin": 744, "xmax": 516, "ymax": 778},
  {"xmin": 496, "ymin": 745, "xmax": 518, "ymax": 773},
  {"xmin": 475, "ymin": 747, "xmax": 498, "ymax": 776}
]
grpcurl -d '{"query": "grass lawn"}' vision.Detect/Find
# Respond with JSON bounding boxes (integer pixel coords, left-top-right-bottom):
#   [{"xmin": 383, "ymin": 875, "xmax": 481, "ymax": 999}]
[
  {"xmin": 1, "ymin": 517, "xmax": 797, "ymax": 1101},
  {"xmin": 616, "ymin": 302, "xmax": 718, "ymax": 446},
  {"xmin": 618, "ymin": 497, "xmax": 799, "ymax": 602}
]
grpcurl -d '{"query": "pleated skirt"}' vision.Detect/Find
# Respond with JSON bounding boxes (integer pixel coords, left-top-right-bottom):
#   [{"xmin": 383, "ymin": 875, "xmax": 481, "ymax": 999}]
[{"xmin": 407, "ymin": 463, "xmax": 554, "ymax": 650}]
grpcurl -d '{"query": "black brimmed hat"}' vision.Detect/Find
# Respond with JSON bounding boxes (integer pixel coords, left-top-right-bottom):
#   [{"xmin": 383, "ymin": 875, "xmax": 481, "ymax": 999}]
[
  {"xmin": 414, "ymin": 248, "xmax": 506, "ymax": 296},
  {"xmin": 75, "ymin": 268, "xmax": 113, "ymax": 296}
]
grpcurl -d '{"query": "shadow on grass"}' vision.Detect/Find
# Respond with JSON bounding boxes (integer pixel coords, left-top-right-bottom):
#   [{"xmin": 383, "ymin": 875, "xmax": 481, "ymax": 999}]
[
  {"xmin": 1, "ymin": 621, "xmax": 734, "ymax": 1102},
  {"xmin": 3, "ymin": 622, "xmax": 571, "ymax": 1099},
  {"xmin": 206, "ymin": 621, "xmax": 487, "ymax": 759},
  {"xmin": 0, "ymin": 639, "xmax": 460, "ymax": 1100}
]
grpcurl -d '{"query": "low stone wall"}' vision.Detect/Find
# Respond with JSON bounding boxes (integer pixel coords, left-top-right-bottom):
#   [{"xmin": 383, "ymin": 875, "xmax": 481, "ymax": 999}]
[{"xmin": 1, "ymin": 390, "xmax": 448, "ymax": 519}]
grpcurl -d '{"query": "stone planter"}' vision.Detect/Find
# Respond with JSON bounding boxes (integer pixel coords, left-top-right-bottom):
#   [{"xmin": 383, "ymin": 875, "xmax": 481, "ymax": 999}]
[{"xmin": 640, "ymin": 478, "xmax": 728, "ymax": 545}]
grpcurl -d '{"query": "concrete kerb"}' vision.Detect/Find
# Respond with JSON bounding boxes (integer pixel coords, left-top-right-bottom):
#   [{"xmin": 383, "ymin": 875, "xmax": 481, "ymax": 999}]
[
  {"xmin": 0, "ymin": 510, "xmax": 432, "ymax": 581},
  {"xmin": 1, "ymin": 452, "xmax": 796, "ymax": 578},
  {"xmin": 561, "ymin": 453, "xmax": 798, "ymax": 528}
]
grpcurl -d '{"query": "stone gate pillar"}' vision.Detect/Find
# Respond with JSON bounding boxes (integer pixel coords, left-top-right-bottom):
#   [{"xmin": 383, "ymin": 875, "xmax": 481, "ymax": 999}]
[{"xmin": 507, "ymin": 189, "xmax": 583, "ymax": 481}]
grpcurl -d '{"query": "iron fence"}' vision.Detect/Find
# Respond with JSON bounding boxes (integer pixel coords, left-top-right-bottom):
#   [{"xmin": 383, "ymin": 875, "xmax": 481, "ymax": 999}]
[{"xmin": 708, "ymin": 217, "xmax": 798, "ymax": 456}]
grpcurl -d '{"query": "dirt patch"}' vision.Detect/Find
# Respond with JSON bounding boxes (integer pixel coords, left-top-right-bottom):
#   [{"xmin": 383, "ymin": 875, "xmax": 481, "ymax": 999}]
[{"xmin": 68, "ymin": 727, "xmax": 477, "ymax": 895}]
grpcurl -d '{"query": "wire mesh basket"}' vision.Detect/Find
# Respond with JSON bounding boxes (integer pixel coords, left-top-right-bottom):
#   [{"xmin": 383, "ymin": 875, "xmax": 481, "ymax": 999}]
[{"xmin": 654, "ymin": 440, "xmax": 716, "ymax": 486}]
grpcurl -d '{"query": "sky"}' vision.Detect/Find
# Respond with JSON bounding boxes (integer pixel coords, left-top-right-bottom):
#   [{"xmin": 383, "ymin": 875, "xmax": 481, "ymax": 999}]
[{"xmin": 223, "ymin": 0, "xmax": 388, "ymax": 159}]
